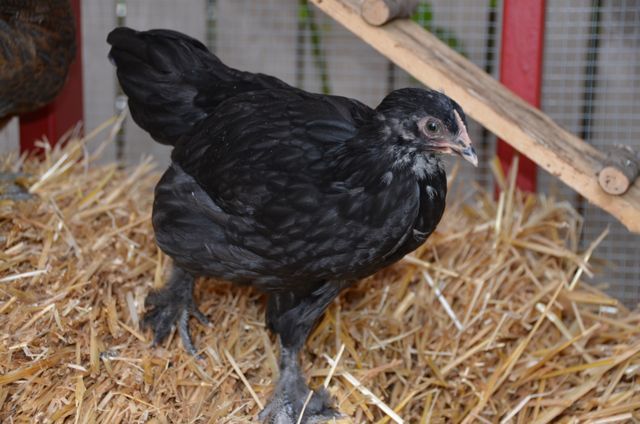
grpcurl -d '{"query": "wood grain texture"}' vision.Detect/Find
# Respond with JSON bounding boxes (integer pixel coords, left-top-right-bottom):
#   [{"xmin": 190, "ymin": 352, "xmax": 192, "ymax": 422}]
[{"xmin": 309, "ymin": 0, "xmax": 640, "ymax": 233}]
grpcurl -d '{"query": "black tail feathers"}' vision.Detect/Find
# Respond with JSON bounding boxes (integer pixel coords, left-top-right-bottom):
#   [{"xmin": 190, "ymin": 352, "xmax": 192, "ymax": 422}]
[
  {"xmin": 107, "ymin": 27, "xmax": 290, "ymax": 146},
  {"xmin": 107, "ymin": 28, "xmax": 214, "ymax": 145}
]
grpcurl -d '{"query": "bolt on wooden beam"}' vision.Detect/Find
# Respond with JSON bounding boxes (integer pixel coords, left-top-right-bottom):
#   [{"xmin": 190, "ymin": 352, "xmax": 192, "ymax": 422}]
[
  {"xmin": 360, "ymin": 0, "xmax": 419, "ymax": 26},
  {"xmin": 598, "ymin": 145, "xmax": 640, "ymax": 195}
]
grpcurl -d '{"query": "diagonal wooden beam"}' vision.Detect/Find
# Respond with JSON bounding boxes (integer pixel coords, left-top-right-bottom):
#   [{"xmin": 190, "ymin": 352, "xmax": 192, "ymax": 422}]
[{"xmin": 310, "ymin": 0, "xmax": 640, "ymax": 234}]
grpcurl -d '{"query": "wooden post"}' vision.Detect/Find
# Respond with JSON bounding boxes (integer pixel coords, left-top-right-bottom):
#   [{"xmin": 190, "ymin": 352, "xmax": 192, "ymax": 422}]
[
  {"xmin": 496, "ymin": 0, "xmax": 545, "ymax": 193},
  {"xmin": 19, "ymin": 0, "xmax": 84, "ymax": 153}
]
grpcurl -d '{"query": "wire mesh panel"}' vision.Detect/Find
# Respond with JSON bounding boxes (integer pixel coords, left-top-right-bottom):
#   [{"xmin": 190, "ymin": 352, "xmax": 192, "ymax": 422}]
[
  {"xmin": 541, "ymin": 0, "xmax": 640, "ymax": 307},
  {"xmin": 82, "ymin": 0, "xmax": 118, "ymax": 161}
]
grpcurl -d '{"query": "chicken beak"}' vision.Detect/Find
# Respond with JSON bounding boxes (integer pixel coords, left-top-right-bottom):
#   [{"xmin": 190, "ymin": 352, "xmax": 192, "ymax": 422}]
[
  {"xmin": 450, "ymin": 111, "xmax": 478, "ymax": 167},
  {"xmin": 453, "ymin": 129, "xmax": 478, "ymax": 167}
]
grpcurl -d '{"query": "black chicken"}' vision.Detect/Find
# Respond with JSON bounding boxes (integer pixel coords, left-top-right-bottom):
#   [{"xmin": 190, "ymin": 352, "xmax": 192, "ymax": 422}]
[{"xmin": 108, "ymin": 27, "xmax": 477, "ymax": 423}]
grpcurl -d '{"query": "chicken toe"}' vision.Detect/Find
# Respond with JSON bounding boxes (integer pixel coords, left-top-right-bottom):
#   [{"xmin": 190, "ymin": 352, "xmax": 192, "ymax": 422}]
[
  {"xmin": 142, "ymin": 266, "xmax": 207, "ymax": 356},
  {"xmin": 259, "ymin": 362, "xmax": 340, "ymax": 424}
]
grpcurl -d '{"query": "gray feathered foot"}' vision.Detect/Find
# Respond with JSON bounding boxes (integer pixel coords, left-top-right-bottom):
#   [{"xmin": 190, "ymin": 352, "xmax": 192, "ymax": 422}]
[
  {"xmin": 142, "ymin": 267, "xmax": 209, "ymax": 356},
  {"xmin": 259, "ymin": 348, "xmax": 340, "ymax": 424},
  {"xmin": 260, "ymin": 283, "xmax": 348, "ymax": 423}
]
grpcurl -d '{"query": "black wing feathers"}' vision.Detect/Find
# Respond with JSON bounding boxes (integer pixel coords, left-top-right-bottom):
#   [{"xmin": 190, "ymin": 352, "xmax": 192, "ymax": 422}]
[
  {"xmin": 172, "ymin": 89, "xmax": 372, "ymax": 203},
  {"xmin": 167, "ymin": 88, "xmax": 418, "ymax": 284}
]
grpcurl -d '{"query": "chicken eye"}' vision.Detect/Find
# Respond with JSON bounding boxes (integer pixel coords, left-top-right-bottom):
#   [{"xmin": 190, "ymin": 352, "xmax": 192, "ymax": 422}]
[{"xmin": 426, "ymin": 121, "xmax": 438, "ymax": 133}]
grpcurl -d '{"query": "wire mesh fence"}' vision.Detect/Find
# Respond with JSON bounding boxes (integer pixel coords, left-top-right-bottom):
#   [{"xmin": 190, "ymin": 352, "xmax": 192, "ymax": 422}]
[{"xmin": 540, "ymin": 0, "xmax": 640, "ymax": 307}]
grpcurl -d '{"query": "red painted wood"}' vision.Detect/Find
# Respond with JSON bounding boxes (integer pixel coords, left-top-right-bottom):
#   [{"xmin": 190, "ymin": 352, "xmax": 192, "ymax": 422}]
[
  {"xmin": 19, "ymin": 0, "xmax": 84, "ymax": 154},
  {"xmin": 496, "ymin": 0, "xmax": 545, "ymax": 193}
]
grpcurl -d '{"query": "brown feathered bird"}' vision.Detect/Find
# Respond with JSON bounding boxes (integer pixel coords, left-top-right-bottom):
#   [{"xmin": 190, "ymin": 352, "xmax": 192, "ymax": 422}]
[
  {"xmin": 0, "ymin": 0, "xmax": 76, "ymax": 200},
  {"xmin": 0, "ymin": 0, "xmax": 76, "ymax": 121}
]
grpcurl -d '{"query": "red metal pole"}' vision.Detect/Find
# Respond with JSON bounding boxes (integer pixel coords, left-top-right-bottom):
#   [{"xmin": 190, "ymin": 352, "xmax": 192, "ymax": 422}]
[
  {"xmin": 19, "ymin": 0, "xmax": 84, "ymax": 153},
  {"xmin": 496, "ymin": 0, "xmax": 545, "ymax": 192}
]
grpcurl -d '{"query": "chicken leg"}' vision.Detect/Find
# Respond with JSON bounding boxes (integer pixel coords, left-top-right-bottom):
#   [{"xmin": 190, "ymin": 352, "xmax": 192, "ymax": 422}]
[
  {"xmin": 142, "ymin": 266, "xmax": 210, "ymax": 356},
  {"xmin": 260, "ymin": 282, "xmax": 348, "ymax": 424}
]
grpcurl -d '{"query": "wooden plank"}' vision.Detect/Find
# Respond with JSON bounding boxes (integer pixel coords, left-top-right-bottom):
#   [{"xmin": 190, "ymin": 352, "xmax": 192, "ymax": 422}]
[
  {"xmin": 496, "ymin": 0, "xmax": 545, "ymax": 193},
  {"xmin": 309, "ymin": 0, "xmax": 640, "ymax": 234}
]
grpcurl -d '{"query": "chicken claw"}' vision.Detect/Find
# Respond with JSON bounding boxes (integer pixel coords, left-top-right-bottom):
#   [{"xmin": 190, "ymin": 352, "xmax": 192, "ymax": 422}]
[
  {"xmin": 259, "ymin": 355, "xmax": 341, "ymax": 424},
  {"xmin": 142, "ymin": 266, "xmax": 209, "ymax": 356}
]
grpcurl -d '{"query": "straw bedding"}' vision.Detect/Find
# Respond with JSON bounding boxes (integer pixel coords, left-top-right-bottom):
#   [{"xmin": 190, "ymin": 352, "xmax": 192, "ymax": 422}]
[{"xmin": 1, "ymin": 120, "xmax": 639, "ymax": 423}]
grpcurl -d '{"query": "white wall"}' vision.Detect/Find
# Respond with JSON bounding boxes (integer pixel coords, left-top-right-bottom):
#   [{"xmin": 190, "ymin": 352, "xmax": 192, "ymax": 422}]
[{"xmin": 0, "ymin": 118, "xmax": 18, "ymax": 157}]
